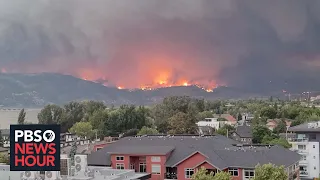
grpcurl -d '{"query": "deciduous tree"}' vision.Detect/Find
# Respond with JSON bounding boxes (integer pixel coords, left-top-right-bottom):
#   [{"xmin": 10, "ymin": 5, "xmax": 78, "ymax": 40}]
[
  {"xmin": 69, "ymin": 122, "xmax": 93, "ymax": 139},
  {"xmin": 260, "ymin": 107, "xmax": 277, "ymax": 119},
  {"xmin": 273, "ymin": 119, "xmax": 286, "ymax": 134},
  {"xmin": 138, "ymin": 126, "xmax": 158, "ymax": 135},
  {"xmin": 196, "ymin": 111, "xmax": 214, "ymax": 122},
  {"xmin": 168, "ymin": 112, "xmax": 197, "ymax": 134},
  {"xmin": 89, "ymin": 109, "xmax": 108, "ymax": 137},
  {"xmin": 252, "ymin": 163, "xmax": 288, "ymax": 180},
  {"xmin": 192, "ymin": 167, "xmax": 231, "ymax": 180},
  {"xmin": 252, "ymin": 125, "xmax": 271, "ymax": 143},
  {"xmin": 38, "ymin": 104, "xmax": 64, "ymax": 125}
]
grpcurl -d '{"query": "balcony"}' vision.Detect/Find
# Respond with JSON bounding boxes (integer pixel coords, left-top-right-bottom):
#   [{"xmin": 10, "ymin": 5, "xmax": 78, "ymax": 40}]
[
  {"xmin": 300, "ymin": 171, "xmax": 308, "ymax": 177},
  {"xmin": 291, "ymin": 138, "xmax": 308, "ymax": 142},
  {"xmin": 292, "ymin": 149, "xmax": 308, "ymax": 154},
  {"xmin": 165, "ymin": 172, "xmax": 177, "ymax": 180},
  {"xmin": 165, "ymin": 168, "xmax": 177, "ymax": 179},
  {"xmin": 289, "ymin": 138, "xmax": 309, "ymax": 144},
  {"xmin": 299, "ymin": 160, "xmax": 308, "ymax": 165}
]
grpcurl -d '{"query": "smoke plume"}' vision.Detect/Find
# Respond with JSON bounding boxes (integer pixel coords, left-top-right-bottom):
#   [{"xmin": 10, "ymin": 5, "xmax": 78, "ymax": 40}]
[{"xmin": 0, "ymin": 0, "xmax": 320, "ymax": 92}]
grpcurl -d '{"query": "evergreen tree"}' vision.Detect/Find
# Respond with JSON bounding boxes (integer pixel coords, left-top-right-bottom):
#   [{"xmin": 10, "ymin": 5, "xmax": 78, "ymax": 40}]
[
  {"xmin": 0, "ymin": 130, "xmax": 3, "ymax": 147},
  {"xmin": 18, "ymin": 108, "xmax": 26, "ymax": 124},
  {"xmin": 237, "ymin": 113, "xmax": 242, "ymax": 121},
  {"xmin": 69, "ymin": 141, "xmax": 77, "ymax": 166}
]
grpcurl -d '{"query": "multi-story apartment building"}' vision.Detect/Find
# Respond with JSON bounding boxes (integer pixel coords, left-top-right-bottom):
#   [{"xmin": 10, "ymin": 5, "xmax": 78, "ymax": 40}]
[
  {"xmin": 288, "ymin": 121, "xmax": 320, "ymax": 179},
  {"xmin": 88, "ymin": 135, "xmax": 300, "ymax": 180}
]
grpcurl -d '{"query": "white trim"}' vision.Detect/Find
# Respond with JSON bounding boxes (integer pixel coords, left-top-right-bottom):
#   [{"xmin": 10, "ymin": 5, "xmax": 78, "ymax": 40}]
[
  {"xmin": 151, "ymin": 156, "xmax": 161, "ymax": 162},
  {"xmin": 228, "ymin": 168, "xmax": 239, "ymax": 177},
  {"xmin": 172, "ymin": 151, "xmax": 209, "ymax": 167},
  {"xmin": 116, "ymin": 156, "xmax": 124, "ymax": 161},
  {"xmin": 184, "ymin": 168, "xmax": 194, "ymax": 179},
  {"xmin": 139, "ymin": 162, "xmax": 147, "ymax": 173},
  {"xmin": 116, "ymin": 163, "xmax": 125, "ymax": 169},
  {"xmin": 243, "ymin": 169, "xmax": 255, "ymax": 180},
  {"xmin": 151, "ymin": 164, "xmax": 161, "ymax": 174},
  {"xmin": 191, "ymin": 160, "xmax": 221, "ymax": 170}
]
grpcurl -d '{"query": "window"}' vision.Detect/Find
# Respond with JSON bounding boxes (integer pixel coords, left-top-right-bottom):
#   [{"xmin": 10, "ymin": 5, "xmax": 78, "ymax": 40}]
[
  {"xmin": 151, "ymin": 164, "xmax": 161, "ymax": 174},
  {"xmin": 116, "ymin": 156, "xmax": 124, "ymax": 161},
  {"xmin": 314, "ymin": 156, "xmax": 316, "ymax": 159},
  {"xmin": 139, "ymin": 163, "xmax": 146, "ymax": 173},
  {"xmin": 185, "ymin": 168, "xmax": 194, "ymax": 179},
  {"xmin": 298, "ymin": 145, "xmax": 306, "ymax": 150},
  {"xmin": 301, "ymin": 155, "xmax": 306, "ymax": 161},
  {"xmin": 151, "ymin": 156, "xmax": 161, "ymax": 162},
  {"xmin": 309, "ymin": 134, "xmax": 316, "ymax": 140},
  {"xmin": 130, "ymin": 163, "xmax": 135, "ymax": 169},
  {"xmin": 244, "ymin": 169, "xmax": 254, "ymax": 179},
  {"xmin": 228, "ymin": 168, "xmax": 238, "ymax": 176},
  {"xmin": 116, "ymin": 163, "xmax": 124, "ymax": 169},
  {"xmin": 313, "ymin": 145, "xmax": 316, "ymax": 148}
]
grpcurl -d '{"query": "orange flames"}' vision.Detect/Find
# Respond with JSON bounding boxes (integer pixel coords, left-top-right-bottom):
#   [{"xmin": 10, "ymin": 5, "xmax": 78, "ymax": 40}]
[
  {"xmin": 75, "ymin": 66, "xmax": 218, "ymax": 92},
  {"xmin": 0, "ymin": 66, "xmax": 218, "ymax": 91}
]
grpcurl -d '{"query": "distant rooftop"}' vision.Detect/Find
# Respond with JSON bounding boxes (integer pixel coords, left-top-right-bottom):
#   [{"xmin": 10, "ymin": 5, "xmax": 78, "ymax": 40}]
[
  {"xmin": 288, "ymin": 121, "xmax": 320, "ymax": 132},
  {"xmin": 234, "ymin": 124, "xmax": 252, "ymax": 138}
]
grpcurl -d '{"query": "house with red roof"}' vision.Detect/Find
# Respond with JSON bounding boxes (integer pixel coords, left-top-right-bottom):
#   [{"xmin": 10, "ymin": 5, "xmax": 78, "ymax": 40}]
[
  {"xmin": 266, "ymin": 119, "xmax": 292, "ymax": 131},
  {"xmin": 214, "ymin": 114, "xmax": 237, "ymax": 125}
]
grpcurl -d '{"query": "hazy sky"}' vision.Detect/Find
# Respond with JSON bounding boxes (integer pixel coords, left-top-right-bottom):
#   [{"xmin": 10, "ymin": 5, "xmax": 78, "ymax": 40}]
[{"xmin": 0, "ymin": 0, "xmax": 320, "ymax": 92}]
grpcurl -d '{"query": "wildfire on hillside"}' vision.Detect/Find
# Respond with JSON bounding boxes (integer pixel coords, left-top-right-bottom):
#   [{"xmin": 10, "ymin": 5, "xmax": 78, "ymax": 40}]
[
  {"xmin": 0, "ymin": 65, "xmax": 218, "ymax": 92},
  {"xmin": 114, "ymin": 78, "xmax": 217, "ymax": 92}
]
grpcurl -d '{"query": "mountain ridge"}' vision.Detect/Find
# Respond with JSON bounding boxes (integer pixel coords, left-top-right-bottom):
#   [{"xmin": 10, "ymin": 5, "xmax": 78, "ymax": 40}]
[{"xmin": 0, "ymin": 73, "xmax": 282, "ymax": 107}]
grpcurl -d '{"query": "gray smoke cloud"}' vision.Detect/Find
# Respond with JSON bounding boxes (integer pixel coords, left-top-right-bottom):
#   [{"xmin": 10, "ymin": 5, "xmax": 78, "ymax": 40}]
[{"xmin": 0, "ymin": 0, "xmax": 320, "ymax": 92}]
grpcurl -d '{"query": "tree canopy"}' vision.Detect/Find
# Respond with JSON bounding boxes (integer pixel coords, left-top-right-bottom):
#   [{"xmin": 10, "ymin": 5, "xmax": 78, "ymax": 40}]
[
  {"xmin": 34, "ymin": 96, "xmax": 320, "ymax": 141},
  {"xmin": 192, "ymin": 167, "xmax": 231, "ymax": 180},
  {"xmin": 137, "ymin": 126, "xmax": 158, "ymax": 135},
  {"xmin": 69, "ymin": 122, "xmax": 93, "ymax": 139},
  {"xmin": 252, "ymin": 163, "xmax": 288, "ymax": 180}
]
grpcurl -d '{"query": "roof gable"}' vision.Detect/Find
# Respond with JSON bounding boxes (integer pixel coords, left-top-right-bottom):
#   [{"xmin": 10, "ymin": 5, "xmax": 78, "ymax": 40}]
[
  {"xmin": 235, "ymin": 125, "xmax": 252, "ymax": 138},
  {"xmin": 192, "ymin": 160, "xmax": 216, "ymax": 169},
  {"xmin": 171, "ymin": 151, "xmax": 208, "ymax": 167}
]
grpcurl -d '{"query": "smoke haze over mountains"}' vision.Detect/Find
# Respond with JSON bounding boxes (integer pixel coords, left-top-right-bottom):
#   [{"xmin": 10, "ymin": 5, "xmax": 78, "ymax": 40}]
[{"xmin": 0, "ymin": 0, "xmax": 320, "ymax": 92}]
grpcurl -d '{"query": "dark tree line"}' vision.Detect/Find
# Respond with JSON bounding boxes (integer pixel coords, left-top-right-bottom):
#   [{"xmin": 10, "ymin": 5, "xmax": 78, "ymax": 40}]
[{"xmin": 36, "ymin": 96, "xmax": 320, "ymax": 140}]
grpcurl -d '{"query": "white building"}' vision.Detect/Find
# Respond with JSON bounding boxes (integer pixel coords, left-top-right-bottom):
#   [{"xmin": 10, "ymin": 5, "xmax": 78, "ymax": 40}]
[
  {"xmin": 288, "ymin": 121, "xmax": 320, "ymax": 179},
  {"xmin": 196, "ymin": 118, "xmax": 220, "ymax": 130},
  {"xmin": 289, "ymin": 138, "xmax": 319, "ymax": 178},
  {"xmin": 0, "ymin": 154, "xmax": 150, "ymax": 180}
]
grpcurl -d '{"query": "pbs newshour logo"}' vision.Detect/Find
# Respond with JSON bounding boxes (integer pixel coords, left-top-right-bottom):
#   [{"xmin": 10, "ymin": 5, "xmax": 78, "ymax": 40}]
[{"xmin": 10, "ymin": 125, "xmax": 60, "ymax": 171}]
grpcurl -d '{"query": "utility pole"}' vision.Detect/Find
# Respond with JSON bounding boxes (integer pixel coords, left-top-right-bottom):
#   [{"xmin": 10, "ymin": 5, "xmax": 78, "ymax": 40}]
[
  {"xmin": 226, "ymin": 128, "xmax": 228, "ymax": 138},
  {"xmin": 287, "ymin": 93, "xmax": 291, "ymax": 101}
]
